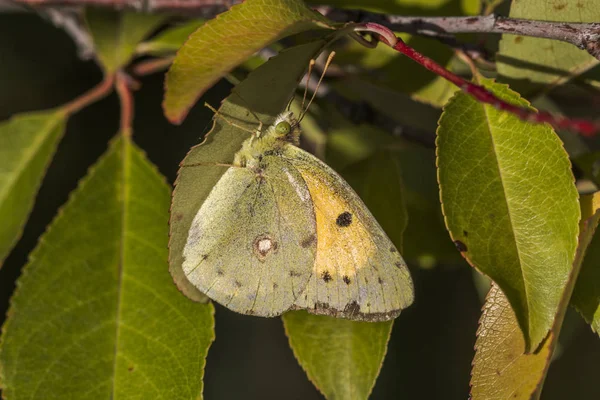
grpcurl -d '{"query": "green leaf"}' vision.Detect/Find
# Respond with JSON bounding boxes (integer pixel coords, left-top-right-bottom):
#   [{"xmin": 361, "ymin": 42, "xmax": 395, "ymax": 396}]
[
  {"xmin": 283, "ymin": 311, "xmax": 393, "ymax": 400},
  {"xmin": 0, "ymin": 135, "xmax": 215, "ymax": 399},
  {"xmin": 169, "ymin": 39, "xmax": 330, "ymax": 301},
  {"xmin": 497, "ymin": 0, "xmax": 600, "ymax": 94},
  {"xmin": 343, "ymin": 151, "xmax": 408, "ymax": 250},
  {"xmin": 0, "ymin": 110, "xmax": 66, "ymax": 265},
  {"xmin": 571, "ymin": 192, "xmax": 600, "ymax": 333},
  {"xmin": 471, "ymin": 192, "xmax": 600, "ymax": 400},
  {"xmin": 136, "ymin": 20, "xmax": 205, "ymax": 56},
  {"xmin": 86, "ymin": 9, "xmax": 166, "ymax": 73},
  {"xmin": 437, "ymin": 78, "xmax": 580, "ymax": 351},
  {"xmin": 163, "ymin": 0, "xmax": 333, "ymax": 123}
]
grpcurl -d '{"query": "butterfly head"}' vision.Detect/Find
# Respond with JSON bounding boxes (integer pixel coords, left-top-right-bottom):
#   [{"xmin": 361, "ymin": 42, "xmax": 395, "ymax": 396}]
[{"xmin": 269, "ymin": 111, "xmax": 301, "ymax": 145}]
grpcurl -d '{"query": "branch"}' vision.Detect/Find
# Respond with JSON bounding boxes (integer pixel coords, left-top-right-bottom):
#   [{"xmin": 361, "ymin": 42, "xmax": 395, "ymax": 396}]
[
  {"xmin": 326, "ymin": 11, "xmax": 600, "ymax": 61},
  {"xmin": 359, "ymin": 22, "xmax": 600, "ymax": 136},
  {"xmin": 4, "ymin": 0, "xmax": 239, "ymax": 15}
]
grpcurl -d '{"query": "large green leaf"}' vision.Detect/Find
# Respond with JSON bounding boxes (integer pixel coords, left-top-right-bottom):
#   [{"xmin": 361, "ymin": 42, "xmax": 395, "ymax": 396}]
[
  {"xmin": 169, "ymin": 39, "xmax": 330, "ymax": 301},
  {"xmin": 471, "ymin": 192, "xmax": 600, "ymax": 400},
  {"xmin": 163, "ymin": 0, "xmax": 333, "ymax": 123},
  {"xmin": 437, "ymin": 78, "xmax": 580, "ymax": 351},
  {"xmin": 0, "ymin": 110, "xmax": 66, "ymax": 265},
  {"xmin": 497, "ymin": 0, "xmax": 600, "ymax": 94},
  {"xmin": 571, "ymin": 192, "xmax": 600, "ymax": 333},
  {"xmin": 283, "ymin": 311, "xmax": 393, "ymax": 400},
  {"xmin": 0, "ymin": 135, "xmax": 214, "ymax": 399},
  {"xmin": 86, "ymin": 9, "xmax": 166, "ymax": 73}
]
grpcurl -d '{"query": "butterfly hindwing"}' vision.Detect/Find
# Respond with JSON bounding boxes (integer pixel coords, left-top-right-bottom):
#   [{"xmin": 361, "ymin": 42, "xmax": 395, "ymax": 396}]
[
  {"xmin": 182, "ymin": 157, "xmax": 317, "ymax": 316},
  {"xmin": 285, "ymin": 146, "xmax": 414, "ymax": 321}
]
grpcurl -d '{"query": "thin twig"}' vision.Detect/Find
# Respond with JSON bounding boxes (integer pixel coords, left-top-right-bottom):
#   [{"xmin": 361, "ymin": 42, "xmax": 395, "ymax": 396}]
[
  {"xmin": 6, "ymin": 0, "xmax": 239, "ymax": 15},
  {"xmin": 115, "ymin": 71, "xmax": 135, "ymax": 136},
  {"xmin": 62, "ymin": 73, "xmax": 115, "ymax": 114}
]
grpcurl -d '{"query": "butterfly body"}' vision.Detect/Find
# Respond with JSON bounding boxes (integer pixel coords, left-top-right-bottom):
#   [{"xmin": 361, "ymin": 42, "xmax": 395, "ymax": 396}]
[{"xmin": 182, "ymin": 112, "xmax": 414, "ymax": 321}]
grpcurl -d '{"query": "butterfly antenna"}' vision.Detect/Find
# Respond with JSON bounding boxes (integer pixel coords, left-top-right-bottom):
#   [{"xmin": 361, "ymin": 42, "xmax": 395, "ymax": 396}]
[
  {"xmin": 299, "ymin": 51, "xmax": 335, "ymax": 123},
  {"xmin": 299, "ymin": 59, "xmax": 315, "ymax": 112},
  {"xmin": 205, "ymin": 103, "xmax": 262, "ymax": 137}
]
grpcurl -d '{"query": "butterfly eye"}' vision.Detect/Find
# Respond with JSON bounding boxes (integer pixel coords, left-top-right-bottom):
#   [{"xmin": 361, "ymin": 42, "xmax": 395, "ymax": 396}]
[{"xmin": 275, "ymin": 121, "xmax": 291, "ymax": 136}]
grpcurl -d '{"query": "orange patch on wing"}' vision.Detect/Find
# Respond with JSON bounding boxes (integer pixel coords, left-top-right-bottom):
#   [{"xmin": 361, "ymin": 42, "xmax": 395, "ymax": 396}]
[{"xmin": 300, "ymin": 169, "xmax": 376, "ymax": 279}]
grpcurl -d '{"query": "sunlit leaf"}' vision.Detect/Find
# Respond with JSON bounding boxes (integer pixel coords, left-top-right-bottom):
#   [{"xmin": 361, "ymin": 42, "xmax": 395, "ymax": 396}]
[
  {"xmin": 163, "ymin": 0, "xmax": 333, "ymax": 123},
  {"xmin": 0, "ymin": 110, "xmax": 66, "ymax": 265},
  {"xmin": 437, "ymin": 78, "xmax": 580, "ymax": 351},
  {"xmin": 283, "ymin": 311, "xmax": 393, "ymax": 400},
  {"xmin": 0, "ymin": 135, "xmax": 215, "ymax": 399}
]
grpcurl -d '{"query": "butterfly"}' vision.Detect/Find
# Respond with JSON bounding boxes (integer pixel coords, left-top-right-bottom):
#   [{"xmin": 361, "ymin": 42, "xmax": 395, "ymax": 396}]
[{"xmin": 181, "ymin": 106, "xmax": 414, "ymax": 321}]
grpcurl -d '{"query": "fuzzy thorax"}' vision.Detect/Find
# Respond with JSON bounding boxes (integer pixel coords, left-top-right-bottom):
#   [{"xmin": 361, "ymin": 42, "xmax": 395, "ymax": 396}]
[{"xmin": 233, "ymin": 111, "xmax": 301, "ymax": 167}]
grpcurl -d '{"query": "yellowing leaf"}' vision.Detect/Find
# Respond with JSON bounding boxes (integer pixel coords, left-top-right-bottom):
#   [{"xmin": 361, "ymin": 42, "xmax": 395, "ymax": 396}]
[
  {"xmin": 283, "ymin": 311, "xmax": 393, "ymax": 400},
  {"xmin": 470, "ymin": 284, "xmax": 553, "ymax": 400},
  {"xmin": 437, "ymin": 78, "xmax": 580, "ymax": 351},
  {"xmin": 163, "ymin": 0, "xmax": 333, "ymax": 123},
  {"xmin": 0, "ymin": 110, "xmax": 66, "ymax": 265},
  {"xmin": 86, "ymin": 9, "xmax": 166, "ymax": 73},
  {"xmin": 471, "ymin": 192, "xmax": 600, "ymax": 400},
  {"xmin": 0, "ymin": 136, "xmax": 214, "ymax": 399}
]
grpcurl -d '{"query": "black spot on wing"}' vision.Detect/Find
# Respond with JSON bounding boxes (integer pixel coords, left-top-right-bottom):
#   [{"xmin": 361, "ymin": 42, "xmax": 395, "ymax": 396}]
[
  {"xmin": 321, "ymin": 271, "xmax": 333, "ymax": 283},
  {"xmin": 336, "ymin": 211, "xmax": 353, "ymax": 227},
  {"xmin": 216, "ymin": 268, "xmax": 225, "ymax": 276},
  {"xmin": 290, "ymin": 270, "xmax": 303, "ymax": 277},
  {"xmin": 343, "ymin": 275, "xmax": 351, "ymax": 285},
  {"xmin": 234, "ymin": 280, "xmax": 243, "ymax": 288}
]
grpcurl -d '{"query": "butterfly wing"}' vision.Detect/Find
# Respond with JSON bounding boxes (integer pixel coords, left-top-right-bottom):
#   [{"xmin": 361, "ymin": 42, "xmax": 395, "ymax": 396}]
[
  {"xmin": 284, "ymin": 146, "xmax": 414, "ymax": 321},
  {"xmin": 182, "ymin": 157, "xmax": 317, "ymax": 317}
]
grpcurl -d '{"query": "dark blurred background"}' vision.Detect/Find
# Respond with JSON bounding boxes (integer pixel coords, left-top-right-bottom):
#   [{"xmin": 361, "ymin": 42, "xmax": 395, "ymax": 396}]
[{"xmin": 1, "ymin": 12, "xmax": 599, "ymax": 400}]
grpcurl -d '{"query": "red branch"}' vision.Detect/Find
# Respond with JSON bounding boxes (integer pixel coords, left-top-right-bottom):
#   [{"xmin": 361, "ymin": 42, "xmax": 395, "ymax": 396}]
[
  {"xmin": 115, "ymin": 72, "xmax": 135, "ymax": 136},
  {"xmin": 360, "ymin": 22, "xmax": 599, "ymax": 137}
]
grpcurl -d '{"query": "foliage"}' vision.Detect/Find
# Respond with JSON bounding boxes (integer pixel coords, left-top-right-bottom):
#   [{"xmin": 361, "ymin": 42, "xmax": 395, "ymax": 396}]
[{"xmin": 1, "ymin": 0, "xmax": 600, "ymax": 399}]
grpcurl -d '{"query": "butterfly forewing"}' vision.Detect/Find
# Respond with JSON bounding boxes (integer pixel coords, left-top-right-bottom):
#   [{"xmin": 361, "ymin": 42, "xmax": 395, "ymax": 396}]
[
  {"xmin": 182, "ymin": 157, "xmax": 317, "ymax": 316},
  {"xmin": 285, "ymin": 146, "xmax": 414, "ymax": 321}
]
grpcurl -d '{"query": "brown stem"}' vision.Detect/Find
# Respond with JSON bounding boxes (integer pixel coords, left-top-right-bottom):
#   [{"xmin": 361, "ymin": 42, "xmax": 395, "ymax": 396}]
[
  {"xmin": 62, "ymin": 74, "xmax": 115, "ymax": 115},
  {"xmin": 115, "ymin": 72, "xmax": 134, "ymax": 137},
  {"xmin": 131, "ymin": 56, "xmax": 174, "ymax": 76}
]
